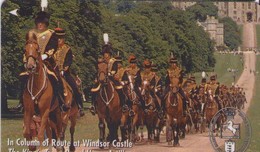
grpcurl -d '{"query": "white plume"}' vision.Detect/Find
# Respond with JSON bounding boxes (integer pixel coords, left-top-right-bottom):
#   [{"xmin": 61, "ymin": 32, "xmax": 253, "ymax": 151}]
[
  {"xmin": 202, "ymin": 71, "xmax": 206, "ymax": 78},
  {"xmin": 103, "ymin": 33, "xmax": 109, "ymax": 44},
  {"xmin": 41, "ymin": 0, "xmax": 48, "ymax": 11}
]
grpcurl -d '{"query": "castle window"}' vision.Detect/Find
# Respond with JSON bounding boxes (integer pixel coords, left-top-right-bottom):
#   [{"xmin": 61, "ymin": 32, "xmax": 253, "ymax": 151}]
[
  {"xmin": 234, "ymin": 11, "xmax": 237, "ymax": 15},
  {"xmin": 234, "ymin": 2, "xmax": 237, "ymax": 9},
  {"xmin": 248, "ymin": 2, "xmax": 251, "ymax": 9},
  {"xmin": 224, "ymin": 2, "xmax": 228, "ymax": 9},
  {"xmin": 242, "ymin": 3, "xmax": 245, "ymax": 9}
]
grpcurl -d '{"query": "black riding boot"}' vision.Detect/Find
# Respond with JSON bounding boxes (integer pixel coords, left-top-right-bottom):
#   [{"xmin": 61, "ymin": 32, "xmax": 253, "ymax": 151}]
[
  {"xmin": 49, "ymin": 76, "xmax": 69, "ymax": 112},
  {"xmin": 179, "ymin": 88, "xmax": 188, "ymax": 116},
  {"xmin": 90, "ymin": 93, "xmax": 97, "ymax": 115},
  {"xmin": 150, "ymin": 91, "xmax": 163, "ymax": 119},
  {"xmin": 215, "ymin": 97, "xmax": 222, "ymax": 110},
  {"xmin": 14, "ymin": 75, "xmax": 28, "ymax": 112},
  {"xmin": 134, "ymin": 86, "xmax": 147, "ymax": 112},
  {"xmin": 75, "ymin": 93, "xmax": 85, "ymax": 117},
  {"xmin": 117, "ymin": 89, "xmax": 128, "ymax": 112}
]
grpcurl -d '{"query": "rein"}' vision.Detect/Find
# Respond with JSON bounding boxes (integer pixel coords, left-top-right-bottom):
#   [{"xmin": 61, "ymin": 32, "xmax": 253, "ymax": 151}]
[
  {"xmin": 27, "ymin": 64, "xmax": 48, "ymax": 102},
  {"xmin": 100, "ymin": 81, "xmax": 115, "ymax": 105}
]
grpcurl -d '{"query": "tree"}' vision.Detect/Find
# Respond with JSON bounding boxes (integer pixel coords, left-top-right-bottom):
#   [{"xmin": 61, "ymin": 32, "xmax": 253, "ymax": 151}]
[
  {"xmin": 219, "ymin": 17, "xmax": 241, "ymax": 50},
  {"xmin": 186, "ymin": 2, "xmax": 218, "ymax": 22}
]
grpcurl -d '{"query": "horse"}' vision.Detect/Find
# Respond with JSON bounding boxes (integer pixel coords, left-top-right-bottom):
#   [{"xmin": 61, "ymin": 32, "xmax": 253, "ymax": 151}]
[
  {"xmin": 95, "ymin": 62, "xmax": 122, "ymax": 148},
  {"xmin": 204, "ymin": 88, "xmax": 220, "ymax": 136},
  {"xmin": 121, "ymin": 72, "xmax": 144, "ymax": 143},
  {"xmin": 165, "ymin": 77, "xmax": 186, "ymax": 146},
  {"xmin": 23, "ymin": 33, "xmax": 62, "ymax": 151},
  {"xmin": 187, "ymin": 88, "xmax": 202, "ymax": 134},
  {"xmin": 59, "ymin": 78, "xmax": 78, "ymax": 152},
  {"xmin": 141, "ymin": 78, "xmax": 161, "ymax": 142}
]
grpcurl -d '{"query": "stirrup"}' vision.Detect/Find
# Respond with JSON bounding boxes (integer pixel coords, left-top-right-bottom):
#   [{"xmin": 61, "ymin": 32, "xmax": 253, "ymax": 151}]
[
  {"xmin": 61, "ymin": 104, "xmax": 70, "ymax": 112},
  {"xmin": 157, "ymin": 110, "xmax": 164, "ymax": 119},
  {"xmin": 79, "ymin": 109, "xmax": 85, "ymax": 117},
  {"xmin": 129, "ymin": 109, "xmax": 135, "ymax": 117},
  {"xmin": 122, "ymin": 104, "xmax": 129, "ymax": 112},
  {"xmin": 89, "ymin": 105, "xmax": 96, "ymax": 115}
]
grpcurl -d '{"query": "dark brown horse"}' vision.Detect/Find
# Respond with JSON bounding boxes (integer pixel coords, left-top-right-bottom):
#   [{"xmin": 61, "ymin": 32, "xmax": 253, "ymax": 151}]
[
  {"xmin": 60, "ymin": 78, "xmax": 78, "ymax": 152},
  {"xmin": 165, "ymin": 77, "xmax": 186, "ymax": 146},
  {"xmin": 141, "ymin": 79, "xmax": 161, "ymax": 142},
  {"xmin": 96, "ymin": 62, "xmax": 122, "ymax": 148},
  {"xmin": 23, "ymin": 33, "xmax": 62, "ymax": 151},
  {"xmin": 121, "ymin": 72, "xmax": 144, "ymax": 143}
]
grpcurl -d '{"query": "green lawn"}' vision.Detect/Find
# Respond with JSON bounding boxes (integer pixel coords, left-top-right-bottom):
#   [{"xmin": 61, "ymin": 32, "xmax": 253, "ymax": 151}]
[
  {"xmin": 246, "ymin": 55, "xmax": 260, "ymax": 151},
  {"xmin": 1, "ymin": 101, "xmax": 100, "ymax": 151},
  {"xmin": 194, "ymin": 53, "xmax": 244, "ymax": 86}
]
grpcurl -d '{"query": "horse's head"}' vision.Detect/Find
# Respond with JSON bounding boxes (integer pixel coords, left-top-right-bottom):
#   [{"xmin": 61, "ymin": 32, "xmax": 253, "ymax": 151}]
[
  {"xmin": 24, "ymin": 32, "xmax": 40, "ymax": 73},
  {"xmin": 170, "ymin": 77, "xmax": 180, "ymax": 93},
  {"xmin": 97, "ymin": 62, "xmax": 108, "ymax": 84},
  {"xmin": 141, "ymin": 79, "xmax": 150, "ymax": 96}
]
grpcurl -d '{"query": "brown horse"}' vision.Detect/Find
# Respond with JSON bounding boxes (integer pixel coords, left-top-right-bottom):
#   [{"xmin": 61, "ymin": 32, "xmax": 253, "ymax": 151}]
[
  {"xmin": 95, "ymin": 62, "xmax": 122, "ymax": 148},
  {"xmin": 186, "ymin": 89, "xmax": 202, "ymax": 134},
  {"xmin": 60, "ymin": 78, "xmax": 78, "ymax": 152},
  {"xmin": 121, "ymin": 72, "xmax": 144, "ymax": 143},
  {"xmin": 141, "ymin": 79, "xmax": 161, "ymax": 142},
  {"xmin": 204, "ymin": 88, "xmax": 220, "ymax": 135},
  {"xmin": 165, "ymin": 77, "xmax": 186, "ymax": 146},
  {"xmin": 23, "ymin": 33, "xmax": 62, "ymax": 151}
]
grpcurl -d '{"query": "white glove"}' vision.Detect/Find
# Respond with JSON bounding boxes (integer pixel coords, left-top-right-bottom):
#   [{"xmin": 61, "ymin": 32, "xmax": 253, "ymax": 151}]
[
  {"xmin": 41, "ymin": 54, "xmax": 48, "ymax": 60},
  {"xmin": 60, "ymin": 71, "xmax": 64, "ymax": 76}
]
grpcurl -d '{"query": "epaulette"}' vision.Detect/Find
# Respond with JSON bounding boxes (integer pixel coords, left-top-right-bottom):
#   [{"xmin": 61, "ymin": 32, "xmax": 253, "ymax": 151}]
[
  {"xmin": 49, "ymin": 29, "xmax": 54, "ymax": 33},
  {"xmin": 63, "ymin": 44, "xmax": 71, "ymax": 50},
  {"xmin": 98, "ymin": 58, "xmax": 104, "ymax": 63}
]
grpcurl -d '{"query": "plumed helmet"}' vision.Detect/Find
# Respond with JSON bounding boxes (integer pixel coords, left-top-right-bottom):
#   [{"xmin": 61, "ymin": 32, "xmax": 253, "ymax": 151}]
[
  {"xmin": 115, "ymin": 55, "xmax": 122, "ymax": 63},
  {"xmin": 210, "ymin": 75, "xmax": 216, "ymax": 81},
  {"xmin": 151, "ymin": 63, "xmax": 158, "ymax": 71},
  {"xmin": 54, "ymin": 27, "xmax": 65, "ymax": 37},
  {"xmin": 143, "ymin": 59, "xmax": 151, "ymax": 68},
  {"xmin": 34, "ymin": 11, "xmax": 50, "ymax": 26},
  {"xmin": 190, "ymin": 76, "xmax": 196, "ymax": 82},
  {"xmin": 201, "ymin": 78, "xmax": 207, "ymax": 83},
  {"xmin": 128, "ymin": 55, "xmax": 137, "ymax": 63},
  {"xmin": 169, "ymin": 56, "xmax": 178, "ymax": 64},
  {"xmin": 101, "ymin": 43, "xmax": 112, "ymax": 55}
]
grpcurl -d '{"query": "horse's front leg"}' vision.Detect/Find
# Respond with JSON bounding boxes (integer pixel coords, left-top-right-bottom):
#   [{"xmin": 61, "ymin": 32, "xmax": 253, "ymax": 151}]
[
  {"xmin": 166, "ymin": 115, "xmax": 173, "ymax": 145},
  {"xmin": 23, "ymin": 106, "xmax": 35, "ymax": 151},
  {"xmin": 98, "ymin": 118, "xmax": 106, "ymax": 149},
  {"xmin": 69, "ymin": 114, "xmax": 77, "ymax": 152},
  {"xmin": 154, "ymin": 118, "xmax": 161, "ymax": 142},
  {"xmin": 37, "ymin": 110, "xmax": 49, "ymax": 151},
  {"xmin": 120, "ymin": 113, "xmax": 128, "ymax": 142}
]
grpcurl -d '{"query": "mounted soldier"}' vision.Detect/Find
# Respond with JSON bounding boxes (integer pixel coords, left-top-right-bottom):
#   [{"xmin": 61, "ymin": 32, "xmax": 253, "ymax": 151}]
[
  {"xmin": 151, "ymin": 63, "xmax": 163, "ymax": 100},
  {"xmin": 53, "ymin": 27, "xmax": 85, "ymax": 117},
  {"xmin": 141, "ymin": 59, "xmax": 163, "ymax": 118},
  {"xmin": 121, "ymin": 54, "xmax": 148, "ymax": 114},
  {"xmin": 163, "ymin": 55, "xmax": 189, "ymax": 116},
  {"xmin": 90, "ymin": 34, "xmax": 127, "ymax": 115},
  {"xmin": 15, "ymin": 11, "xmax": 68, "ymax": 112},
  {"xmin": 204, "ymin": 75, "xmax": 222, "ymax": 110}
]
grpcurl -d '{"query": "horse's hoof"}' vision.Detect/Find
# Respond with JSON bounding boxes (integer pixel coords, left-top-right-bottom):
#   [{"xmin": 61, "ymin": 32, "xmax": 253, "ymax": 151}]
[
  {"xmin": 99, "ymin": 145, "xmax": 104, "ymax": 149},
  {"xmin": 173, "ymin": 143, "xmax": 180, "ymax": 147},
  {"xmin": 136, "ymin": 136, "xmax": 140, "ymax": 142},
  {"xmin": 29, "ymin": 145, "xmax": 37, "ymax": 151},
  {"xmin": 69, "ymin": 145, "xmax": 75, "ymax": 152}
]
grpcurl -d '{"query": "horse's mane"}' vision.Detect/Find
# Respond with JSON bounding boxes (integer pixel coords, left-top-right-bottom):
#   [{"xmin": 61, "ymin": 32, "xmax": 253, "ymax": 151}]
[{"xmin": 25, "ymin": 32, "xmax": 37, "ymax": 45}]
